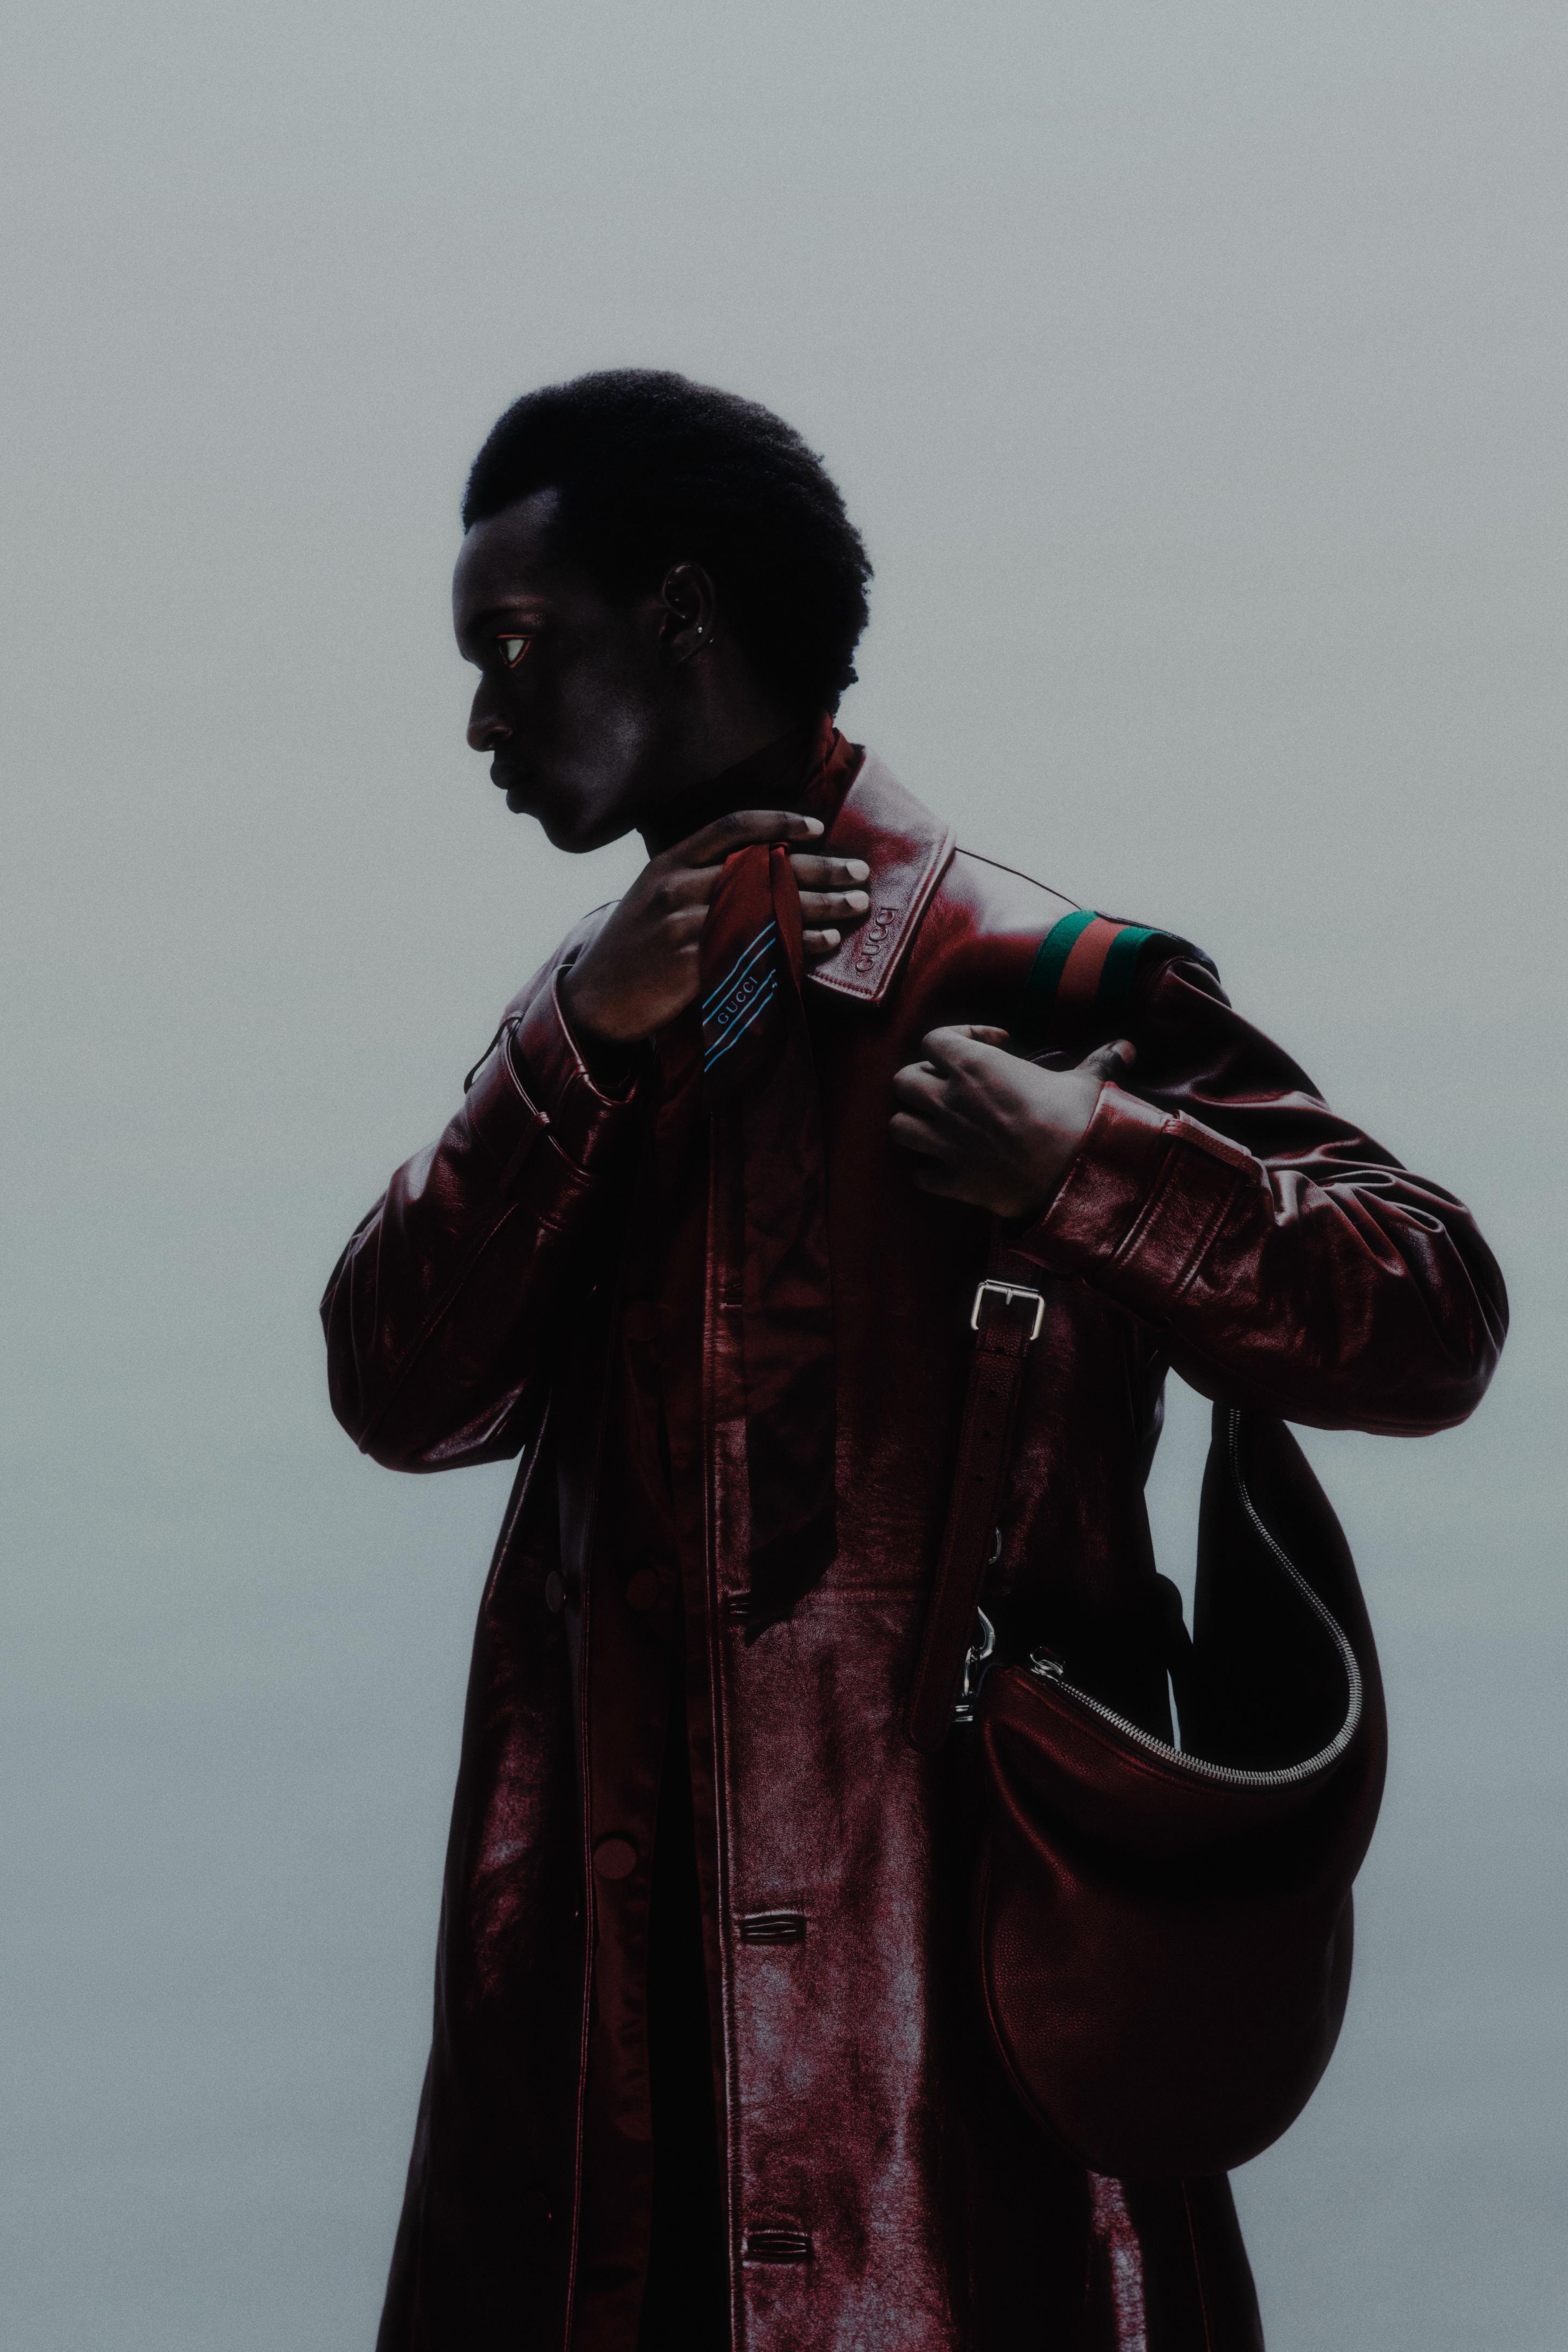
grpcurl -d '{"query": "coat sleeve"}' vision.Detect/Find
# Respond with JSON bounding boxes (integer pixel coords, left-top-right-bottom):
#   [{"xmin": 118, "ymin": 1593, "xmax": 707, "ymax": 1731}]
[
  {"xmin": 320, "ymin": 936, "xmax": 643, "ymax": 1471},
  {"xmin": 1007, "ymin": 953, "xmax": 1507, "ymax": 1434}
]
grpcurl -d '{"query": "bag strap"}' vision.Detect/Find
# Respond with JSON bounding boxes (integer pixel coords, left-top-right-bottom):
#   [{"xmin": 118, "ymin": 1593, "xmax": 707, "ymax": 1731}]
[{"xmin": 904, "ymin": 1236, "xmax": 1047, "ymax": 1755}]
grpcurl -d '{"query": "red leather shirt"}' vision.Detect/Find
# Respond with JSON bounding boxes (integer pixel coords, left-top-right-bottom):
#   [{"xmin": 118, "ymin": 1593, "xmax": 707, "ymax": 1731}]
[{"xmin": 325, "ymin": 747, "xmax": 1505, "ymax": 2352}]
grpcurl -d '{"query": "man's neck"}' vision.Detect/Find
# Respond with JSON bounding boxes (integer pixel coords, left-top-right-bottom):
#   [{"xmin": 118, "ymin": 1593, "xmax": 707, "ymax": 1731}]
[{"xmin": 638, "ymin": 713, "xmax": 825, "ymax": 857}]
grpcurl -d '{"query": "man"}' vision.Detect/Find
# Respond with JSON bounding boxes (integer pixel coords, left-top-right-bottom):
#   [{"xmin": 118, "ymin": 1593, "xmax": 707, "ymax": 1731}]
[{"xmin": 322, "ymin": 371, "xmax": 1505, "ymax": 2352}]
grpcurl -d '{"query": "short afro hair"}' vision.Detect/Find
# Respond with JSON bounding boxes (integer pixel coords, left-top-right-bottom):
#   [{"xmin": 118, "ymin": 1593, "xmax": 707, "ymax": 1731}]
[{"xmin": 462, "ymin": 370, "xmax": 871, "ymax": 713}]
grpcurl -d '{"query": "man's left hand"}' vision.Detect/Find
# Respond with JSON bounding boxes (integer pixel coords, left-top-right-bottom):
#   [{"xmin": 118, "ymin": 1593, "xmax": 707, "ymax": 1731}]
[{"xmin": 888, "ymin": 1027, "xmax": 1136, "ymax": 1220}]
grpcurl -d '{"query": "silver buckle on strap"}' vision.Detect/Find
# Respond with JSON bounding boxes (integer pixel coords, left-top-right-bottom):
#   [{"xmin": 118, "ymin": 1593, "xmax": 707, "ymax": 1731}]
[{"xmin": 970, "ymin": 1279, "xmax": 1046, "ymax": 1342}]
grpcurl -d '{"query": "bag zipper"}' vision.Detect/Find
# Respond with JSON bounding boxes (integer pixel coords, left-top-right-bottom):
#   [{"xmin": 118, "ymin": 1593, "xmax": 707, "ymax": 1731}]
[{"xmin": 1019, "ymin": 1409, "xmax": 1363, "ymax": 1791}]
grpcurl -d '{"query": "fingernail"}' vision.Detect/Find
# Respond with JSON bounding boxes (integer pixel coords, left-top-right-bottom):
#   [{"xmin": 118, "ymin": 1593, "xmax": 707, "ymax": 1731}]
[
  {"xmin": 846, "ymin": 890, "xmax": 870, "ymax": 911},
  {"xmin": 846, "ymin": 859, "xmax": 870, "ymax": 881},
  {"xmin": 820, "ymin": 928, "xmax": 840, "ymax": 946},
  {"xmin": 803, "ymin": 817, "xmax": 824, "ymax": 834}
]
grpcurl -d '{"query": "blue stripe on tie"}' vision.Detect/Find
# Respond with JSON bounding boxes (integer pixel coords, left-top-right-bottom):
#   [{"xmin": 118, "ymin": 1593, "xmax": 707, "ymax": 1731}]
[
  {"xmin": 703, "ymin": 973, "xmax": 779, "ymax": 1072},
  {"xmin": 702, "ymin": 923, "xmax": 776, "ymax": 1015}
]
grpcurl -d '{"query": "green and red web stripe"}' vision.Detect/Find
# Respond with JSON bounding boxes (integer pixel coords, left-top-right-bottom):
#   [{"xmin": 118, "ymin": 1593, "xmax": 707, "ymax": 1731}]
[{"xmin": 1018, "ymin": 911, "xmax": 1166, "ymax": 1042}]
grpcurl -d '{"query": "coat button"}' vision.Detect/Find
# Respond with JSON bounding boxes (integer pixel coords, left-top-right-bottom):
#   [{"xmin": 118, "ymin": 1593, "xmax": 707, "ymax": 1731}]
[
  {"xmin": 625, "ymin": 1569, "xmax": 661, "ymax": 1612},
  {"xmin": 544, "ymin": 1571, "xmax": 565, "ymax": 1612},
  {"xmin": 593, "ymin": 1835, "xmax": 638, "ymax": 1880}
]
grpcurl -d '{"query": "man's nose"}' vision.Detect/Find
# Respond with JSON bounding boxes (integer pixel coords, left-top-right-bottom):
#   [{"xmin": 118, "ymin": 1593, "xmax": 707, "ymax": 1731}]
[{"xmin": 467, "ymin": 690, "xmax": 511, "ymax": 753}]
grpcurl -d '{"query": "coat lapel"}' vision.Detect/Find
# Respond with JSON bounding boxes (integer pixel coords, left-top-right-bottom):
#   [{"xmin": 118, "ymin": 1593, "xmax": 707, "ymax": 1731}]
[{"xmin": 806, "ymin": 749, "xmax": 956, "ymax": 1007}]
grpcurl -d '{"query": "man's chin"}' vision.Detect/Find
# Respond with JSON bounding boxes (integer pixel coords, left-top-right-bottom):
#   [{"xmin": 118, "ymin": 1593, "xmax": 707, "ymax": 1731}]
[
  {"xmin": 493, "ymin": 769, "xmax": 633, "ymax": 853},
  {"xmin": 524, "ymin": 795, "xmax": 601, "ymax": 854},
  {"xmin": 496, "ymin": 775, "xmax": 564, "ymax": 833}
]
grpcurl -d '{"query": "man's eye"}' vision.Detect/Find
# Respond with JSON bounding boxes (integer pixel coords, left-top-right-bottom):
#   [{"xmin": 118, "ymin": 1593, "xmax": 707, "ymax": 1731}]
[{"xmin": 498, "ymin": 635, "xmax": 532, "ymax": 668}]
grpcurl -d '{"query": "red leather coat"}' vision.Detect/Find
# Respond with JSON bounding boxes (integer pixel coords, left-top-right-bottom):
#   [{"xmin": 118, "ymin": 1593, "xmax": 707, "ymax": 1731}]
[{"xmin": 323, "ymin": 749, "xmax": 1505, "ymax": 2352}]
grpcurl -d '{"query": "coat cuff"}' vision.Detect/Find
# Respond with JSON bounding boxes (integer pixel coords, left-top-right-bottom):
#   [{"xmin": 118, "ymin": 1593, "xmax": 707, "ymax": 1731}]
[
  {"xmin": 466, "ymin": 968, "xmax": 642, "ymax": 1179},
  {"xmin": 1010, "ymin": 1082, "xmax": 1253, "ymax": 1321}
]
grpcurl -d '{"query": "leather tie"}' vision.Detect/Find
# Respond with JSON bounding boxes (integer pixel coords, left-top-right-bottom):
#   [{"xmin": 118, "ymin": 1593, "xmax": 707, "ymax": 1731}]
[{"xmin": 700, "ymin": 840, "xmax": 837, "ymax": 1640}]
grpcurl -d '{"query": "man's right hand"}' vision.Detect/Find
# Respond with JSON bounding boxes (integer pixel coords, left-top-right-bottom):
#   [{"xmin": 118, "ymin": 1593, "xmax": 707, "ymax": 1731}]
[{"xmin": 560, "ymin": 809, "xmax": 872, "ymax": 1051}]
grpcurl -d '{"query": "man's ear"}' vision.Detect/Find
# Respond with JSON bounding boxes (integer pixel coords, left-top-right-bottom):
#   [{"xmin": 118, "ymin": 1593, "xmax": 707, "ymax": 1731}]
[{"xmin": 658, "ymin": 560, "xmax": 718, "ymax": 665}]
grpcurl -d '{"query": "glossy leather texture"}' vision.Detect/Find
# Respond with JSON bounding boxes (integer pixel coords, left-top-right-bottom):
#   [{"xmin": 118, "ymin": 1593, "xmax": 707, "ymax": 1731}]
[
  {"xmin": 323, "ymin": 750, "xmax": 1506, "ymax": 2352},
  {"xmin": 975, "ymin": 1407, "xmax": 1384, "ymax": 2179}
]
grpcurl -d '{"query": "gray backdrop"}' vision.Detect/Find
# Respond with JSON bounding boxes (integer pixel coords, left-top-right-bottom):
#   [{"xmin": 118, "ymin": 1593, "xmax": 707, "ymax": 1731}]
[{"xmin": 3, "ymin": 4, "xmax": 1563, "ymax": 2346}]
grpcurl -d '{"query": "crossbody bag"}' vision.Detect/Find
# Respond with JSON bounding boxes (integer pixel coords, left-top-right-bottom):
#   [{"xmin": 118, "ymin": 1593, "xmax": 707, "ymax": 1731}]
[{"xmin": 906, "ymin": 1240, "xmax": 1388, "ymax": 2180}]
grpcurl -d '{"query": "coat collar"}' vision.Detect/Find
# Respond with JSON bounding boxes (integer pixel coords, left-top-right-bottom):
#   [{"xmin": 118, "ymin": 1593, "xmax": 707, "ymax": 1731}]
[{"xmin": 806, "ymin": 748, "xmax": 956, "ymax": 1007}]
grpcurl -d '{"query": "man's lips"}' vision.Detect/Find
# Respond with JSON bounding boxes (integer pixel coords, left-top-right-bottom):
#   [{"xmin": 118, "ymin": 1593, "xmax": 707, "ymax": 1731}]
[{"xmin": 491, "ymin": 763, "xmax": 534, "ymax": 811}]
